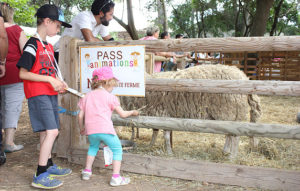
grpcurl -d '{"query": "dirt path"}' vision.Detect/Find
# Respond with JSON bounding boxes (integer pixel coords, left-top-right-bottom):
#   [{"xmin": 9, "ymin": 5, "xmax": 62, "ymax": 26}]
[
  {"xmin": 0, "ymin": 141, "xmax": 246, "ymax": 191},
  {"xmin": 0, "ymin": 127, "xmax": 254, "ymax": 191}
]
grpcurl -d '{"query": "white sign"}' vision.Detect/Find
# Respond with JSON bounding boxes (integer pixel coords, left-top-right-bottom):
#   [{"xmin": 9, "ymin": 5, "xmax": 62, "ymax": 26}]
[{"xmin": 79, "ymin": 45, "xmax": 145, "ymax": 97}]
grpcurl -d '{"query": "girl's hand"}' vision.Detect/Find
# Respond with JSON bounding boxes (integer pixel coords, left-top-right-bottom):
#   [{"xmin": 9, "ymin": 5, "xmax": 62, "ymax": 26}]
[
  {"xmin": 132, "ymin": 110, "xmax": 139, "ymax": 116},
  {"xmin": 80, "ymin": 128, "xmax": 85, "ymax": 135}
]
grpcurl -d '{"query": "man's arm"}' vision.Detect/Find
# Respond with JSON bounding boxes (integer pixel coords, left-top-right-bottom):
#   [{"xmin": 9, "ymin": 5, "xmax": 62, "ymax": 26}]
[
  {"xmin": 102, "ymin": 35, "xmax": 113, "ymax": 41},
  {"xmin": 81, "ymin": 28, "xmax": 112, "ymax": 42},
  {"xmin": 0, "ymin": 15, "xmax": 7, "ymax": 61},
  {"xmin": 0, "ymin": 16, "xmax": 8, "ymax": 62},
  {"xmin": 0, "ymin": 15, "xmax": 8, "ymax": 78},
  {"xmin": 81, "ymin": 28, "xmax": 101, "ymax": 42}
]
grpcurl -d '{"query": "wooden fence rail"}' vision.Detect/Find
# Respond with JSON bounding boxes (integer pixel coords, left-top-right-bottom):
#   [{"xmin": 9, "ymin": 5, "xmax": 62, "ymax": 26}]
[
  {"xmin": 146, "ymin": 78, "xmax": 300, "ymax": 96},
  {"xmin": 78, "ymin": 36, "xmax": 300, "ymax": 53},
  {"xmin": 112, "ymin": 115, "xmax": 300, "ymax": 140},
  {"xmin": 69, "ymin": 149, "xmax": 300, "ymax": 191}
]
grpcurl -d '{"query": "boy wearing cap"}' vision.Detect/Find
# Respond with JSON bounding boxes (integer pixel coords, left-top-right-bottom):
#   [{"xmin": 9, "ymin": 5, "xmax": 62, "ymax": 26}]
[{"xmin": 17, "ymin": 4, "xmax": 72, "ymax": 189}]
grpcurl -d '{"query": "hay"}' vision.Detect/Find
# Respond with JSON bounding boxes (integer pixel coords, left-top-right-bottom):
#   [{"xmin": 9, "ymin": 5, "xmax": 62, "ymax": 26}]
[{"xmin": 117, "ymin": 95, "xmax": 300, "ymax": 170}]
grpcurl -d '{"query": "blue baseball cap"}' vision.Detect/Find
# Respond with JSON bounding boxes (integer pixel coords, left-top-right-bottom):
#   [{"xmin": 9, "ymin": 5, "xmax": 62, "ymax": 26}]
[{"xmin": 35, "ymin": 4, "xmax": 72, "ymax": 28}]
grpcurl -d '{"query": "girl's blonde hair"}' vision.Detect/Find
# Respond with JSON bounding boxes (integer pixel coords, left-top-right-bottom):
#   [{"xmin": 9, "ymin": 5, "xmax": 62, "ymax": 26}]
[
  {"xmin": 0, "ymin": 2, "xmax": 14, "ymax": 23},
  {"xmin": 91, "ymin": 76, "xmax": 118, "ymax": 90}
]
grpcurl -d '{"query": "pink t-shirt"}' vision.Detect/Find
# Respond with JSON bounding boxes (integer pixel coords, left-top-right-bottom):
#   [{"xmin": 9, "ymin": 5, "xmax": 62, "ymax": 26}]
[
  {"xmin": 140, "ymin": 36, "xmax": 161, "ymax": 73},
  {"xmin": 78, "ymin": 89, "xmax": 120, "ymax": 135}
]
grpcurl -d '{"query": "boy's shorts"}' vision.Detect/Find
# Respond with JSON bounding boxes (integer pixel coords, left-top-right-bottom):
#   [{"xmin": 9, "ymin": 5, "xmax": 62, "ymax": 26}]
[{"xmin": 28, "ymin": 95, "xmax": 60, "ymax": 132}]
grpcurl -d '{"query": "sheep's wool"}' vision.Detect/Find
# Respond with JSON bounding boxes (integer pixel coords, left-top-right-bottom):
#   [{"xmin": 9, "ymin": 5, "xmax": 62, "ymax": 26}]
[{"xmin": 121, "ymin": 64, "xmax": 261, "ymax": 122}]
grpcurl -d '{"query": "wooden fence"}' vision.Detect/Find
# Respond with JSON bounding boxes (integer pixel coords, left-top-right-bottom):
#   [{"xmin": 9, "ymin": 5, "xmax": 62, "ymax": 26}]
[
  {"xmin": 57, "ymin": 36, "xmax": 300, "ymax": 191},
  {"xmin": 194, "ymin": 51, "xmax": 300, "ymax": 80}
]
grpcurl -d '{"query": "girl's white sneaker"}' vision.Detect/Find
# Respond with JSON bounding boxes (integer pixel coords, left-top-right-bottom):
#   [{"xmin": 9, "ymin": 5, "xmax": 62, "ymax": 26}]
[
  {"xmin": 110, "ymin": 176, "xmax": 130, "ymax": 186},
  {"xmin": 81, "ymin": 170, "xmax": 92, "ymax": 180}
]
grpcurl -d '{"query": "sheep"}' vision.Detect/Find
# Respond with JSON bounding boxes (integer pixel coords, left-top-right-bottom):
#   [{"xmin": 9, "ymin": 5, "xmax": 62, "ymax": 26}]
[{"xmin": 120, "ymin": 64, "xmax": 262, "ymax": 158}]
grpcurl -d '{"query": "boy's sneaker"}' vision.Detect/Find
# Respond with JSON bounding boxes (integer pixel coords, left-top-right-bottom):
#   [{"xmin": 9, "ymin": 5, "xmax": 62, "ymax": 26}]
[
  {"xmin": 110, "ymin": 176, "xmax": 130, "ymax": 187},
  {"xmin": 31, "ymin": 172, "xmax": 63, "ymax": 189},
  {"xmin": 81, "ymin": 170, "xmax": 92, "ymax": 180},
  {"xmin": 47, "ymin": 164, "xmax": 72, "ymax": 176}
]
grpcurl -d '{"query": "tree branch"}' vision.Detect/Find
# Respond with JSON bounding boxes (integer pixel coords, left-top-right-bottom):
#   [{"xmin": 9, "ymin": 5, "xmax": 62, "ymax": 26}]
[
  {"xmin": 270, "ymin": 0, "xmax": 284, "ymax": 36},
  {"xmin": 113, "ymin": 16, "xmax": 129, "ymax": 31}
]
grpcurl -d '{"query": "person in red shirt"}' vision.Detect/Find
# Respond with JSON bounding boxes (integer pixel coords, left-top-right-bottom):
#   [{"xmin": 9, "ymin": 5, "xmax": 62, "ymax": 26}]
[
  {"xmin": 0, "ymin": 5, "xmax": 8, "ymax": 166},
  {"xmin": 0, "ymin": 2, "xmax": 28, "ymax": 153}
]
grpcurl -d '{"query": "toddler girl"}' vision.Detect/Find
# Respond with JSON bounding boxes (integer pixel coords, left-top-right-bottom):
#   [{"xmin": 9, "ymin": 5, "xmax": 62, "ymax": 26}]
[{"xmin": 78, "ymin": 66, "xmax": 139, "ymax": 186}]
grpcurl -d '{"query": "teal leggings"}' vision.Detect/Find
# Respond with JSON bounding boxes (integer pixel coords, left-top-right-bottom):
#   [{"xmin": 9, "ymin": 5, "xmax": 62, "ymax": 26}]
[{"xmin": 87, "ymin": 133, "xmax": 122, "ymax": 161}]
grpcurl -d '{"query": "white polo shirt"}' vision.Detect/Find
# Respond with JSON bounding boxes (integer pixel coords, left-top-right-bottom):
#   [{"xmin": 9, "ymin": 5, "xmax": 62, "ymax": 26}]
[{"xmin": 54, "ymin": 11, "xmax": 109, "ymax": 51}]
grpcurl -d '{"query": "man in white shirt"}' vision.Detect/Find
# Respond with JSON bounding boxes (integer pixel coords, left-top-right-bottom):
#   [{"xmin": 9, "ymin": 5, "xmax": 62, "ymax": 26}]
[{"xmin": 54, "ymin": 0, "xmax": 115, "ymax": 53}]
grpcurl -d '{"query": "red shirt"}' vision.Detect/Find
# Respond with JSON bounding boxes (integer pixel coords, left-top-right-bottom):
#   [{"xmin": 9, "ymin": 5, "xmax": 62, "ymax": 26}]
[
  {"xmin": 0, "ymin": 25, "xmax": 23, "ymax": 85},
  {"xmin": 17, "ymin": 37, "xmax": 58, "ymax": 99}
]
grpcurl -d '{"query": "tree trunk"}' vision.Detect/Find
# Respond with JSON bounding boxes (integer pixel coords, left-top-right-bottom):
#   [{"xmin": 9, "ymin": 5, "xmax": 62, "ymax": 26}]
[
  {"xmin": 157, "ymin": 0, "xmax": 168, "ymax": 32},
  {"xmin": 234, "ymin": 0, "xmax": 240, "ymax": 37},
  {"xmin": 161, "ymin": 0, "xmax": 168, "ymax": 32},
  {"xmin": 113, "ymin": 0, "xmax": 139, "ymax": 40},
  {"xmin": 195, "ymin": 9, "xmax": 201, "ymax": 38},
  {"xmin": 126, "ymin": 0, "xmax": 138, "ymax": 39},
  {"xmin": 250, "ymin": 0, "xmax": 274, "ymax": 36},
  {"xmin": 270, "ymin": 0, "xmax": 284, "ymax": 36},
  {"xmin": 200, "ymin": 8, "xmax": 206, "ymax": 38}
]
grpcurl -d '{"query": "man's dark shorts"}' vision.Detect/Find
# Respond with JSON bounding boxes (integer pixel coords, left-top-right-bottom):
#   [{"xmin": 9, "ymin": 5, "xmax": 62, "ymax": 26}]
[{"xmin": 28, "ymin": 95, "xmax": 60, "ymax": 132}]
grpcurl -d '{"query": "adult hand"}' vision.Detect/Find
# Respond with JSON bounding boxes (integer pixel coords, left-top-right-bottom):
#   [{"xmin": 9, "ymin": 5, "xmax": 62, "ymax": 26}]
[
  {"xmin": 0, "ymin": 65, "xmax": 5, "ymax": 78},
  {"xmin": 80, "ymin": 128, "xmax": 85, "ymax": 135},
  {"xmin": 172, "ymin": 55, "xmax": 177, "ymax": 63}
]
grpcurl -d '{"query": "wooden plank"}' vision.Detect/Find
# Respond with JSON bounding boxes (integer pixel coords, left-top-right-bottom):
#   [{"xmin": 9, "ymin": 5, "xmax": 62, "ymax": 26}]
[
  {"xmin": 111, "ymin": 115, "xmax": 300, "ymax": 140},
  {"xmin": 57, "ymin": 37, "xmax": 84, "ymax": 157},
  {"xmin": 145, "ymin": 78, "xmax": 300, "ymax": 96},
  {"xmin": 77, "ymin": 36, "xmax": 300, "ymax": 53},
  {"xmin": 69, "ymin": 148, "xmax": 300, "ymax": 191},
  {"xmin": 145, "ymin": 53, "xmax": 154, "ymax": 74},
  {"xmin": 56, "ymin": 36, "xmax": 74, "ymax": 158}
]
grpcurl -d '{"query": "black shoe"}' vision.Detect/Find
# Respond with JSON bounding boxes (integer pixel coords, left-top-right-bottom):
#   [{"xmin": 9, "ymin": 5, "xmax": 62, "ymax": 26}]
[{"xmin": 0, "ymin": 150, "xmax": 6, "ymax": 165}]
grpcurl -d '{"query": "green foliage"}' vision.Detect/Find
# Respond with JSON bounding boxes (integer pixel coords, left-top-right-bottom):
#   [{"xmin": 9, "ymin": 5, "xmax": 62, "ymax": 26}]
[
  {"xmin": 109, "ymin": 31, "xmax": 119, "ymax": 41},
  {"xmin": 6, "ymin": 0, "xmax": 37, "ymax": 26},
  {"xmin": 170, "ymin": 0, "xmax": 235, "ymax": 38},
  {"xmin": 168, "ymin": 0, "xmax": 299, "ymax": 37},
  {"xmin": 169, "ymin": 3, "xmax": 194, "ymax": 37},
  {"xmin": 28, "ymin": 0, "xmax": 94, "ymax": 24},
  {"xmin": 267, "ymin": 0, "xmax": 299, "ymax": 35}
]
